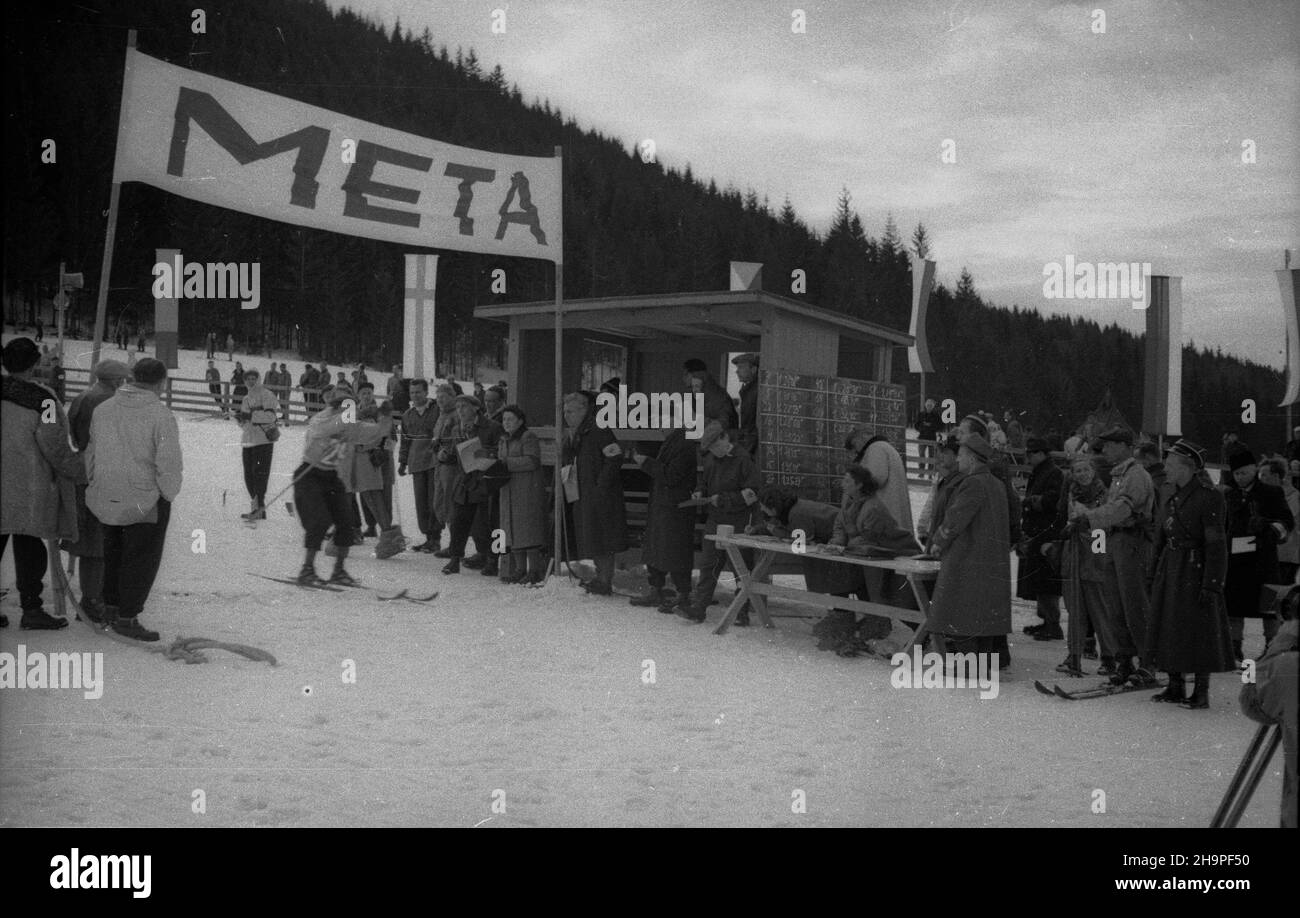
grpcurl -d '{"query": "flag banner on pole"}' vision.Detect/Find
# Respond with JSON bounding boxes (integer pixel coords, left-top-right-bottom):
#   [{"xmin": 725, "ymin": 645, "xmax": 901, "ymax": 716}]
[
  {"xmin": 154, "ymin": 248, "xmax": 179, "ymax": 369},
  {"xmin": 113, "ymin": 50, "xmax": 562, "ymax": 263},
  {"xmin": 404, "ymin": 255, "xmax": 438, "ymax": 380},
  {"xmin": 1142, "ymin": 274, "xmax": 1182, "ymax": 436},
  {"xmin": 908, "ymin": 258, "xmax": 935, "ymax": 374},
  {"xmin": 1279, "ymin": 269, "xmax": 1300, "ymax": 406}
]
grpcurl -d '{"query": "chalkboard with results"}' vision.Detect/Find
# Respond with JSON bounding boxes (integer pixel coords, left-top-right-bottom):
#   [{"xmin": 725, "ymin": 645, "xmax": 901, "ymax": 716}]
[{"xmin": 757, "ymin": 369, "xmax": 906, "ymax": 503}]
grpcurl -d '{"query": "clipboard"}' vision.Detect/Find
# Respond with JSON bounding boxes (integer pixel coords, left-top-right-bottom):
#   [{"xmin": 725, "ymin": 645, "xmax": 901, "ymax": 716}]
[{"xmin": 1230, "ymin": 536, "xmax": 1257, "ymax": 555}]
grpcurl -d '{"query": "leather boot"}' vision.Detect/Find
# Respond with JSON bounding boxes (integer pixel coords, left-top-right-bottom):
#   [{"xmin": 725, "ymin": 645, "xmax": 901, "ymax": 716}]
[
  {"xmin": 1151, "ymin": 672, "xmax": 1186, "ymax": 703},
  {"xmin": 629, "ymin": 587, "xmax": 666, "ymax": 607},
  {"xmin": 1181, "ymin": 673, "xmax": 1210, "ymax": 709},
  {"xmin": 1109, "ymin": 656, "xmax": 1135, "ymax": 686}
]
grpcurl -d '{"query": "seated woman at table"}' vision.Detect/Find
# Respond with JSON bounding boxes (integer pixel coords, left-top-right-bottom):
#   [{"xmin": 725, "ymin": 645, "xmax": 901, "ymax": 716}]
[{"xmin": 830, "ymin": 466, "xmax": 923, "ymax": 639}]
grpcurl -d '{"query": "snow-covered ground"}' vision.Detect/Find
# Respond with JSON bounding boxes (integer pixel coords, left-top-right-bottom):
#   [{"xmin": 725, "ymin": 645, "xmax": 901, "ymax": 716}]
[{"xmin": 0, "ymin": 336, "xmax": 1284, "ymax": 827}]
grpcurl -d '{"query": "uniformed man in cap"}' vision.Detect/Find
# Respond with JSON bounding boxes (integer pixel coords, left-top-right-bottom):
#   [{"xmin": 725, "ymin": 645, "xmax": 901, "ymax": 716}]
[
  {"xmin": 1147, "ymin": 439, "xmax": 1235, "ymax": 709},
  {"xmin": 1071, "ymin": 425, "xmax": 1156, "ymax": 686},
  {"xmin": 731, "ymin": 353, "xmax": 759, "ymax": 456}
]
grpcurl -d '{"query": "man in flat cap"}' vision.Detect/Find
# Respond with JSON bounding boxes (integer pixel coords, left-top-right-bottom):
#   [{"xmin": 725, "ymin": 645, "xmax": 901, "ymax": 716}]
[
  {"xmin": 1147, "ymin": 440, "xmax": 1236, "ymax": 709},
  {"xmin": 1071, "ymin": 425, "xmax": 1156, "ymax": 686},
  {"xmin": 1223, "ymin": 447, "xmax": 1293, "ymax": 666},
  {"xmin": 683, "ymin": 358, "xmax": 738, "ymax": 432},
  {"xmin": 61, "ymin": 359, "xmax": 130, "ymax": 622},
  {"xmin": 731, "ymin": 353, "xmax": 760, "ymax": 456}
]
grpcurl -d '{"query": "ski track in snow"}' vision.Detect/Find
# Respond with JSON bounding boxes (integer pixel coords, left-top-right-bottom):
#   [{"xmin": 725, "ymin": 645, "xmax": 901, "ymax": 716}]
[{"xmin": 0, "ymin": 339, "xmax": 1283, "ymax": 826}]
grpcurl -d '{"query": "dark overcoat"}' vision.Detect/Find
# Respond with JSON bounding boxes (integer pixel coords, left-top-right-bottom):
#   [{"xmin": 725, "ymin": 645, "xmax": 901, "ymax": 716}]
[
  {"xmin": 1223, "ymin": 480, "xmax": 1294, "ymax": 618},
  {"xmin": 637, "ymin": 429, "xmax": 697, "ymax": 574},
  {"xmin": 563, "ymin": 414, "xmax": 628, "ymax": 557},
  {"xmin": 927, "ymin": 464, "xmax": 1012, "ymax": 638},
  {"xmin": 1148, "ymin": 476, "xmax": 1235, "ymax": 673},
  {"xmin": 1017, "ymin": 459, "xmax": 1064, "ymax": 600}
]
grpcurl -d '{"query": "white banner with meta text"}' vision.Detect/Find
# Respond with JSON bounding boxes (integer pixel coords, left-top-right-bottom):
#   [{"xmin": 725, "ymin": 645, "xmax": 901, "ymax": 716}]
[{"xmin": 113, "ymin": 49, "xmax": 562, "ymax": 263}]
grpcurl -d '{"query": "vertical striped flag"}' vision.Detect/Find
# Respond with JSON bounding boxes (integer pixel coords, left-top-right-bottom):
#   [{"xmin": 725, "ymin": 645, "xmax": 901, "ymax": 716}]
[
  {"xmin": 154, "ymin": 247, "xmax": 179, "ymax": 369},
  {"xmin": 908, "ymin": 258, "xmax": 935, "ymax": 374},
  {"xmin": 1141, "ymin": 274, "xmax": 1182, "ymax": 436},
  {"xmin": 1279, "ymin": 269, "xmax": 1300, "ymax": 406},
  {"xmin": 403, "ymin": 254, "xmax": 438, "ymax": 380}
]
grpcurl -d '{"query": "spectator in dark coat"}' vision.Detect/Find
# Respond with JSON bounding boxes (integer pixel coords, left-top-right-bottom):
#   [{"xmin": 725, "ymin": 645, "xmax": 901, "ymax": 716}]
[
  {"xmin": 561, "ymin": 391, "xmax": 628, "ymax": 595},
  {"xmin": 629, "ymin": 428, "xmax": 699, "ymax": 610},
  {"xmin": 441, "ymin": 395, "xmax": 503, "ymax": 575},
  {"xmin": 684, "ymin": 358, "xmax": 738, "ymax": 431},
  {"xmin": 1148, "ymin": 439, "xmax": 1235, "ymax": 709},
  {"xmin": 497, "ymin": 406, "xmax": 547, "ymax": 584},
  {"xmin": 731, "ymin": 353, "xmax": 760, "ymax": 456},
  {"xmin": 915, "ymin": 398, "xmax": 943, "ymax": 475},
  {"xmin": 681, "ymin": 424, "xmax": 761, "ymax": 623},
  {"xmin": 398, "ymin": 379, "xmax": 442, "ymax": 552},
  {"xmin": 1019, "ymin": 438, "xmax": 1065, "ymax": 640},
  {"xmin": 1223, "ymin": 449, "xmax": 1294, "ymax": 664}
]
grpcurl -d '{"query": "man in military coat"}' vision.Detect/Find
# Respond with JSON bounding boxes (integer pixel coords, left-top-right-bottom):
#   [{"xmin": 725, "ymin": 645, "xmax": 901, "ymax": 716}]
[{"xmin": 1147, "ymin": 440, "xmax": 1236, "ymax": 709}]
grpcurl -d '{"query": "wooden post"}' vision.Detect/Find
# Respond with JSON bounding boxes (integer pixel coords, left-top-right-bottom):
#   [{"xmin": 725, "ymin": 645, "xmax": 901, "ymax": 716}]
[
  {"xmin": 552, "ymin": 145, "xmax": 565, "ymax": 578},
  {"xmin": 91, "ymin": 29, "xmax": 137, "ymax": 369}
]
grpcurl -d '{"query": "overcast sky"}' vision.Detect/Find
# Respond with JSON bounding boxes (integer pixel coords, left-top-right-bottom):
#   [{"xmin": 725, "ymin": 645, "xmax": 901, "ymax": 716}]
[{"xmin": 328, "ymin": 0, "xmax": 1299, "ymax": 368}]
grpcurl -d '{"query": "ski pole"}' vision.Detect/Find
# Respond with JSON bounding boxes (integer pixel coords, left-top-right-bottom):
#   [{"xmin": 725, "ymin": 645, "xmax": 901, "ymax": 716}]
[
  {"xmin": 1210, "ymin": 723, "xmax": 1276, "ymax": 827},
  {"xmin": 1216, "ymin": 725, "xmax": 1282, "ymax": 828}
]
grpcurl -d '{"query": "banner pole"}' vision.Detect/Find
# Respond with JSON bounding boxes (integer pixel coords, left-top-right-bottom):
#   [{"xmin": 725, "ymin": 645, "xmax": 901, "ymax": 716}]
[
  {"xmin": 91, "ymin": 29, "xmax": 137, "ymax": 370},
  {"xmin": 552, "ymin": 145, "xmax": 565, "ymax": 578}
]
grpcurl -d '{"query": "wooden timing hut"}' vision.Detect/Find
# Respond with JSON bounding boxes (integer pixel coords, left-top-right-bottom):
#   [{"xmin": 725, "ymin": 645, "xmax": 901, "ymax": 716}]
[{"xmin": 473, "ymin": 285, "xmax": 914, "ymax": 563}]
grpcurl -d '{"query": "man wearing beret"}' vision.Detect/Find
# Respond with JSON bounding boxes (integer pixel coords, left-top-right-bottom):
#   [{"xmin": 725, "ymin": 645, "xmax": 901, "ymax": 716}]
[
  {"xmin": 731, "ymin": 353, "xmax": 760, "ymax": 456},
  {"xmin": 1223, "ymin": 447, "xmax": 1293, "ymax": 666},
  {"xmin": 1147, "ymin": 440, "xmax": 1236, "ymax": 708},
  {"xmin": 1071, "ymin": 426, "xmax": 1156, "ymax": 686}
]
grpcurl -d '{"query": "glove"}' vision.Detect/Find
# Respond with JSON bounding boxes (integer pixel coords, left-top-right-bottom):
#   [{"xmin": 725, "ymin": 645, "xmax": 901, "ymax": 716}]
[{"xmin": 398, "ymin": 464, "xmax": 407, "ymax": 477}]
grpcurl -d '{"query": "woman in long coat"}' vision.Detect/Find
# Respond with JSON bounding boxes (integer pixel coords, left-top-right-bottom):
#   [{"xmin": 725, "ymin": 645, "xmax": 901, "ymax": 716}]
[
  {"xmin": 927, "ymin": 435, "xmax": 1011, "ymax": 657},
  {"xmin": 629, "ymin": 427, "xmax": 698, "ymax": 608},
  {"xmin": 1222, "ymin": 451, "xmax": 1294, "ymax": 663},
  {"xmin": 562, "ymin": 392, "xmax": 628, "ymax": 594},
  {"xmin": 1147, "ymin": 440, "xmax": 1235, "ymax": 708},
  {"xmin": 497, "ymin": 405, "xmax": 547, "ymax": 584},
  {"xmin": 1017, "ymin": 439, "xmax": 1065, "ymax": 635}
]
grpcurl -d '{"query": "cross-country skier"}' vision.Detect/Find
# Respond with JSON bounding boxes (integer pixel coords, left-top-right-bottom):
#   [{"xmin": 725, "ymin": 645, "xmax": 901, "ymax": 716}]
[{"xmin": 293, "ymin": 382, "xmax": 365, "ymax": 586}]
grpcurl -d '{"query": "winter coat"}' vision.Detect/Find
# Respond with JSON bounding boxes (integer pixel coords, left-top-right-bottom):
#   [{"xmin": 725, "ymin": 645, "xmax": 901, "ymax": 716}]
[
  {"xmin": 915, "ymin": 410, "xmax": 942, "ymax": 443},
  {"xmin": 68, "ymin": 381, "xmax": 118, "ymax": 452},
  {"xmin": 1223, "ymin": 479, "xmax": 1294, "ymax": 618},
  {"xmin": 855, "ymin": 437, "xmax": 914, "ymax": 535},
  {"xmin": 563, "ymin": 414, "xmax": 628, "ymax": 557},
  {"xmin": 62, "ymin": 382, "xmax": 120, "ymax": 557},
  {"xmin": 431, "ymin": 409, "xmax": 462, "ymax": 523},
  {"xmin": 920, "ymin": 471, "xmax": 963, "ymax": 545},
  {"xmin": 498, "ymin": 426, "xmax": 547, "ymax": 550},
  {"xmin": 831, "ymin": 494, "xmax": 921, "ymax": 557},
  {"xmin": 398, "ymin": 402, "xmax": 440, "ymax": 474},
  {"xmin": 339, "ymin": 419, "xmax": 389, "ymax": 494},
  {"xmin": 1051, "ymin": 475, "xmax": 1110, "ymax": 583},
  {"xmin": 699, "ymin": 446, "xmax": 762, "ymax": 529},
  {"xmin": 637, "ymin": 429, "xmax": 698, "ymax": 573},
  {"xmin": 86, "ymin": 383, "xmax": 183, "ymax": 526},
  {"xmin": 781, "ymin": 499, "xmax": 860, "ymax": 594},
  {"xmin": 0, "ymin": 376, "xmax": 83, "ymax": 540},
  {"xmin": 238, "ymin": 385, "xmax": 281, "ymax": 448},
  {"xmin": 927, "ymin": 463, "xmax": 1012, "ymax": 638},
  {"xmin": 1147, "ymin": 475, "xmax": 1235, "ymax": 673},
  {"xmin": 1017, "ymin": 459, "xmax": 1064, "ymax": 600},
  {"xmin": 1279, "ymin": 482, "xmax": 1300, "ymax": 567},
  {"xmin": 701, "ymin": 377, "xmax": 738, "ymax": 430}
]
